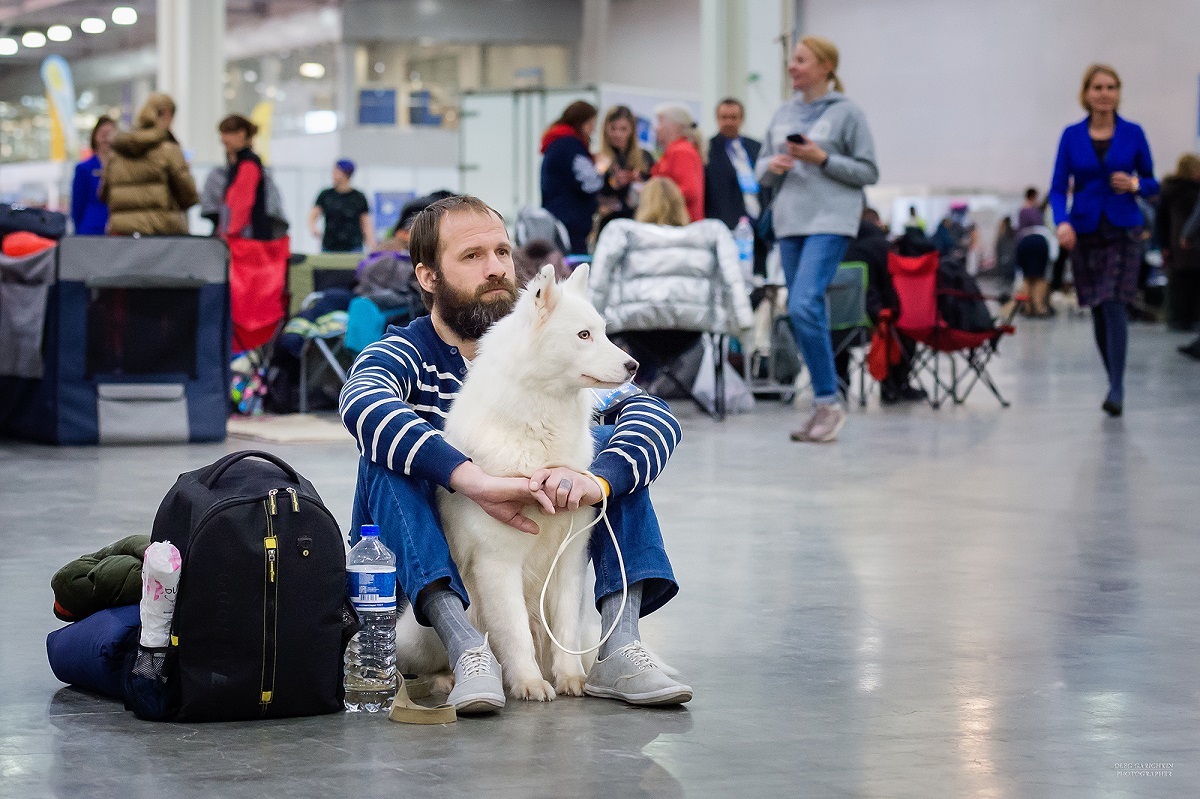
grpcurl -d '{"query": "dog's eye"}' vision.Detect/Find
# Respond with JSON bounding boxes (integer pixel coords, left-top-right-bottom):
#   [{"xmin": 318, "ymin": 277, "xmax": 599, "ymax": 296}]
[{"xmin": 577, "ymin": 330, "xmax": 590, "ymax": 340}]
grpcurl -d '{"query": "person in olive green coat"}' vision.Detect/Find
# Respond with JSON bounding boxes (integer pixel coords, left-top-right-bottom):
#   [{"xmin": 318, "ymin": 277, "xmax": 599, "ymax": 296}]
[{"xmin": 101, "ymin": 93, "xmax": 199, "ymax": 235}]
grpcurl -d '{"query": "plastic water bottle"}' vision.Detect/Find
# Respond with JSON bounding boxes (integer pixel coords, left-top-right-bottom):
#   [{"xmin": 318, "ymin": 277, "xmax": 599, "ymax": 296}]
[
  {"xmin": 344, "ymin": 524, "xmax": 397, "ymax": 712},
  {"xmin": 734, "ymin": 216, "xmax": 755, "ymax": 283}
]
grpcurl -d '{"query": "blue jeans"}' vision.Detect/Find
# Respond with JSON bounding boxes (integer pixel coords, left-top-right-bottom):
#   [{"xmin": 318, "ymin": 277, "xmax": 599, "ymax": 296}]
[
  {"xmin": 778, "ymin": 234, "xmax": 851, "ymax": 404},
  {"xmin": 350, "ymin": 426, "xmax": 678, "ymax": 625}
]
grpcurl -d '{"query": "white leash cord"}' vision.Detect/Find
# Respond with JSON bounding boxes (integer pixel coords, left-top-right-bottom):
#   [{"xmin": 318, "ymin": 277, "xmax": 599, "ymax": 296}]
[{"xmin": 538, "ymin": 474, "xmax": 628, "ymax": 657}]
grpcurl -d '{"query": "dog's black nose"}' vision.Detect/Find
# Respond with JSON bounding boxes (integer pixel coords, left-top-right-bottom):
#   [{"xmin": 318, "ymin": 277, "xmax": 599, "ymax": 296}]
[{"xmin": 624, "ymin": 359, "xmax": 639, "ymax": 378}]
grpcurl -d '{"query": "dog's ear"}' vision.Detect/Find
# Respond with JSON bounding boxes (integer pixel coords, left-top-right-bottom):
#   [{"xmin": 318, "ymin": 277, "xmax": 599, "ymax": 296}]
[
  {"xmin": 563, "ymin": 262, "xmax": 589, "ymax": 296},
  {"xmin": 531, "ymin": 263, "xmax": 559, "ymax": 321}
]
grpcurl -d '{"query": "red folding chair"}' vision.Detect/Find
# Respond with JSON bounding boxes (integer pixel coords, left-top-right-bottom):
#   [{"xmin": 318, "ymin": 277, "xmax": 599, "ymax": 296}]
[{"xmin": 886, "ymin": 251, "xmax": 1015, "ymax": 409}]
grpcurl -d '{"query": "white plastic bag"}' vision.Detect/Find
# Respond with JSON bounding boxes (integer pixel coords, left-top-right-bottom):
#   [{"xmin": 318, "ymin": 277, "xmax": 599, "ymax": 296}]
[{"xmin": 692, "ymin": 335, "xmax": 755, "ymax": 415}]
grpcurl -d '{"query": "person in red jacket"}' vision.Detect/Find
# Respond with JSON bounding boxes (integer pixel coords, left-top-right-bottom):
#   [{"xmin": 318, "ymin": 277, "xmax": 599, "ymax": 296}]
[
  {"xmin": 651, "ymin": 104, "xmax": 705, "ymax": 222},
  {"xmin": 218, "ymin": 114, "xmax": 272, "ymax": 241},
  {"xmin": 218, "ymin": 114, "xmax": 288, "ymax": 351}
]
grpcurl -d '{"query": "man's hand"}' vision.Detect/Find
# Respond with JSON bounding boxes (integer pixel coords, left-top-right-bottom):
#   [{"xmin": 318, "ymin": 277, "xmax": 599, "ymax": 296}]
[
  {"xmin": 528, "ymin": 467, "xmax": 604, "ymax": 512},
  {"xmin": 449, "ymin": 462, "xmax": 555, "ymax": 535}
]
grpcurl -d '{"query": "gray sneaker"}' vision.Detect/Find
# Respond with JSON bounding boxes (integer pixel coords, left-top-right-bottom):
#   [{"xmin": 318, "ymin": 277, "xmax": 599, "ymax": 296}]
[
  {"xmin": 448, "ymin": 634, "xmax": 505, "ymax": 714},
  {"xmin": 789, "ymin": 410, "xmax": 820, "ymax": 442},
  {"xmin": 796, "ymin": 403, "xmax": 846, "ymax": 443},
  {"xmin": 584, "ymin": 642, "xmax": 693, "ymax": 706}
]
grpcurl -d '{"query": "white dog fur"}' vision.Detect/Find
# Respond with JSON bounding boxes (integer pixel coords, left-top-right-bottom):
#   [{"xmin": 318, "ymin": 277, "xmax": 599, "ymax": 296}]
[{"xmin": 394, "ymin": 263, "xmax": 637, "ymax": 700}]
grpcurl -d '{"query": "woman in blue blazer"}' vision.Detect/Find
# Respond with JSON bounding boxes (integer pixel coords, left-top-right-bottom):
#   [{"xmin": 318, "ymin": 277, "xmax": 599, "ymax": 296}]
[
  {"xmin": 1049, "ymin": 64, "xmax": 1157, "ymax": 417},
  {"xmin": 71, "ymin": 116, "xmax": 116, "ymax": 235}
]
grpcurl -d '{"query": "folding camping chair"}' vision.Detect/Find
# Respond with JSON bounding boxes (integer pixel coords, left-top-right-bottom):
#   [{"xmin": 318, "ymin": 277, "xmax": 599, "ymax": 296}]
[
  {"xmin": 590, "ymin": 219, "xmax": 755, "ymax": 422},
  {"xmin": 826, "ymin": 260, "xmax": 872, "ymax": 407},
  {"xmin": 514, "ymin": 206, "xmax": 571, "ymax": 254},
  {"xmin": 887, "ymin": 251, "xmax": 1015, "ymax": 409},
  {"xmin": 786, "ymin": 260, "xmax": 873, "ymax": 406}
]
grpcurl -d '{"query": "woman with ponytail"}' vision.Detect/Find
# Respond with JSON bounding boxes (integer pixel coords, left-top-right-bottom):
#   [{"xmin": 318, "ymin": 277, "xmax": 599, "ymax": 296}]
[
  {"xmin": 651, "ymin": 103, "xmax": 705, "ymax": 222},
  {"xmin": 756, "ymin": 35, "xmax": 878, "ymax": 443}
]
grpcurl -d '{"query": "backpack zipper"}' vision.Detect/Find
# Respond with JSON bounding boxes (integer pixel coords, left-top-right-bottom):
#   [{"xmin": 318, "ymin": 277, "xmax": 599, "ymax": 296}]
[{"xmin": 261, "ymin": 495, "xmax": 279, "ymax": 708}]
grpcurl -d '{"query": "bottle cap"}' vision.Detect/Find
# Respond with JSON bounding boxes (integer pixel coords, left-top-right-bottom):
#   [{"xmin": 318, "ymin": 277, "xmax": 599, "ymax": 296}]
[{"xmin": 360, "ymin": 524, "xmax": 380, "ymax": 537}]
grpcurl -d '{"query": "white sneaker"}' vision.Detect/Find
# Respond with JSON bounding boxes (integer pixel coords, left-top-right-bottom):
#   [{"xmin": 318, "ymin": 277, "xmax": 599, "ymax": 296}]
[
  {"xmin": 447, "ymin": 635, "xmax": 505, "ymax": 714},
  {"xmin": 584, "ymin": 642, "xmax": 692, "ymax": 706}
]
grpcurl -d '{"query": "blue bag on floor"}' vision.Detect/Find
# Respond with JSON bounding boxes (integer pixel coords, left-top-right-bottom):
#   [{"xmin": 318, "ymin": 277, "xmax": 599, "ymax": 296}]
[{"xmin": 46, "ymin": 604, "xmax": 140, "ymax": 700}]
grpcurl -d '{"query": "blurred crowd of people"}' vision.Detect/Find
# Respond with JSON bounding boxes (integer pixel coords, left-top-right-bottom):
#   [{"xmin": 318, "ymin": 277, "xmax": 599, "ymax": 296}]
[{"xmin": 55, "ymin": 42, "xmax": 1199, "ymax": 432}]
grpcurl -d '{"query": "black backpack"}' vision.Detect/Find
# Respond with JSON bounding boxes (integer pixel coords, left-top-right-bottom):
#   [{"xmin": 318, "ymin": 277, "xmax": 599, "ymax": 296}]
[
  {"xmin": 937, "ymin": 260, "xmax": 995, "ymax": 332},
  {"xmin": 148, "ymin": 451, "xmax": 353, "ymax": 721}
]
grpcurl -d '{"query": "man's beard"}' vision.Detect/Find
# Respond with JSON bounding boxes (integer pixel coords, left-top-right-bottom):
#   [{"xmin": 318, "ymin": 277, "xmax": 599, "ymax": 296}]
[{"xmin": 435, "ymin": 274, "xmax": 518, "ymax": 341}]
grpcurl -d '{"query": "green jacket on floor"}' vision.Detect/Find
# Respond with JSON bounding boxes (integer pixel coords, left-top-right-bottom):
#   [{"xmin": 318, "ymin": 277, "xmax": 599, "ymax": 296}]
[{"xmin": 51, "ymin": 535, "xmax": 150, "ymax": 622}]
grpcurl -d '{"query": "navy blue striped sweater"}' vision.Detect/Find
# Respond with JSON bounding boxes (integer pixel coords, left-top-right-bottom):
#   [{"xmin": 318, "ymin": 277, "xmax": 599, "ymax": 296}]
[{"xmin": 339, "ymin": 316, "xmax": 682, "ymax": 496}]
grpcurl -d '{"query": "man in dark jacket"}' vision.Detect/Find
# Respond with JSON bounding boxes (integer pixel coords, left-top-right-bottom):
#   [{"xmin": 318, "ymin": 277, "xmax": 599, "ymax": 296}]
[{"xmin": 704, "ymin": 98, "xmax": 761, "ymax": 229}]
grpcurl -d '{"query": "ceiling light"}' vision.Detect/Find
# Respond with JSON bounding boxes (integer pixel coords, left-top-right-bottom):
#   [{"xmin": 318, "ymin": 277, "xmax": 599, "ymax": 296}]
[
  {"xmin": 47, "ymin": 25, "xmax": 72, "ymax": 42},
  {"xmin": 112, "ymin": 7, "xmax": 138, "ymax": 25},
  {"xmin": 22, "ymin": 31, "xmax": 47, "ymax": 48},
  {"xmin": 0, "ymin": 38, "xmax": 16, "ymax": 56},
  {"xmin": 299, "ymin": 62, "xmax": 325, "ymax": 79},
  {"xmin": 81, "ymin": 17, "xmax": 106, "ymax": 34}
]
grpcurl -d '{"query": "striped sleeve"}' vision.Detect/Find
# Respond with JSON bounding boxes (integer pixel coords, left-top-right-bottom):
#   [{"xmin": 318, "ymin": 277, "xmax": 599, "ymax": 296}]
[
  {"xmin": 339, "ymin": 336, "xmax": 468, "ymax": 488},
  {"xmin": 590, "ymin": 392, "xmax": 682, "ymax": 496}
]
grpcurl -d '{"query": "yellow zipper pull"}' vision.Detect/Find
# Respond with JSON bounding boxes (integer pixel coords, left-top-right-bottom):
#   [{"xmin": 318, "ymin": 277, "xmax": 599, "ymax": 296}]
[
  {"xmin": 286, "ymin": 487, "xmax": 299, "ymax": 512},
  {"xmin": 266, "ymin": 537, "xmax": 278, "ymax": 582},
  {"xmin": 268, "ymin": 489, "xmax": 278, "ymax": 515}
]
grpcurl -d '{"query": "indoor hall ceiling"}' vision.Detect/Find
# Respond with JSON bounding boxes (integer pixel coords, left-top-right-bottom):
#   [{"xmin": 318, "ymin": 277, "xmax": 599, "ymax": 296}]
[{"xmin": 0, "ymin": 0, "xmax": 339, "ymax": 64}]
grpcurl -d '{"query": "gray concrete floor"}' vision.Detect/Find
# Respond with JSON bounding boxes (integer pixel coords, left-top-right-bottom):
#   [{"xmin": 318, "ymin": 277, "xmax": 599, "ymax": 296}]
[{"xmin": 3, "ymin": 315, "xmax": 1199, "ymax": 798}]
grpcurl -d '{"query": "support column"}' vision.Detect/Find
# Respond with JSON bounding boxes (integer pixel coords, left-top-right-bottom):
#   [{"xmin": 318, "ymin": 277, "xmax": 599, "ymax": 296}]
[
  {"xmin": 579, "ymin": 0, "xmax": 610, "ymax": 86},
  {"xmin": 157, "ymin": 0, "xmax": 225, "ymax": 164},
  {"xmin": 699, "ymin": 0, "xmax": 727, "ymax": 137},
  {"xmin": 704, "ymin": 0, "xmax": 793, "ymax": 139}
]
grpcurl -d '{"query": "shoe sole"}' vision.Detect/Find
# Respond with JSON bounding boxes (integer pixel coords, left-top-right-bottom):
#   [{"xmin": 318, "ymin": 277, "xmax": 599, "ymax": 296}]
[
  {"xmin": 452, "ymin": 694, "xmax": 506, "ymax": 714},
  {"xmin": 583, "ymin": 683, "xmax": 693, "ymax": 706}
]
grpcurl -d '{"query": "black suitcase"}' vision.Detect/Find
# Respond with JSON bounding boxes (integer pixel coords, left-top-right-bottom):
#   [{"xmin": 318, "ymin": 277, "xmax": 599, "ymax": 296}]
[
  {"xmin": 0, "ymin": 204, "xmax": 68, "ymax": 239},
  {"xmin": 150, "ymin": 450, "xmax": 351, "ymax": 721}
]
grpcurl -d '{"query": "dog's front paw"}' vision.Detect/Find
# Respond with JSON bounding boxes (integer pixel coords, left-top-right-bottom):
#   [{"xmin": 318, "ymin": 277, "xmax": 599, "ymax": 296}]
[
  {"xmin": 554, "ymin": 673, "xmax": 586, "ymax": 697},
  {"xmin": 510, "ymin": 677, "xmax": 557, "ymax": 702}
]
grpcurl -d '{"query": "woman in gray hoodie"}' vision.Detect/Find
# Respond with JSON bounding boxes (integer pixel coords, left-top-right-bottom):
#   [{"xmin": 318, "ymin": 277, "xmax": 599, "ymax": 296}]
[{"xmin": 756, "ymin": 36, "xmax": 878, "ymax": 443}]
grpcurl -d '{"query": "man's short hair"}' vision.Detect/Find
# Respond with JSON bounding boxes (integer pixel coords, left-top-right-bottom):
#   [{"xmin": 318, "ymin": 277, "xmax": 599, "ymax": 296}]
[
  {"xmin": 408, "ymin": 194, "xmax": 504, "ymax": 309},
  {"xmin": 1024, "ymin": 187, "xmax": 1039, "ymax": 200},
  {"xmin": 716, "ymin": 97, "xmax": 745, "ymax": 115}
]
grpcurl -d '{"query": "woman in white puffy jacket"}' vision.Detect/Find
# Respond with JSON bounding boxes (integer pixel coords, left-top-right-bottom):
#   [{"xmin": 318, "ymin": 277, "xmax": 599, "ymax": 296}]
[{"xmin": 588, "ymin": 177, "xmax": 753, "ymax": 389}]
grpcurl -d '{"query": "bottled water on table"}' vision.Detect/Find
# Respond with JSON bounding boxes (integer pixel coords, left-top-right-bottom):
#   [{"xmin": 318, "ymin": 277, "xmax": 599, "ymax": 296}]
[{"xmin": 344, "ymin": 524, "xmax": 397, "ymax": 712}]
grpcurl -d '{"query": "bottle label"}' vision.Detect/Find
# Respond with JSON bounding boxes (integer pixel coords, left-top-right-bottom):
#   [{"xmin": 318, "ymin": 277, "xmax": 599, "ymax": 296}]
[{"xmin": 347, "ymin": 566, "xmax": 397, "ymax": 610}]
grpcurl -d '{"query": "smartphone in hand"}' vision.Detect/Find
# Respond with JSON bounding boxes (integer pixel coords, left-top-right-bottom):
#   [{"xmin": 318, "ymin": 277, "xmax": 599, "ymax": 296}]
[{"xmin": 786, "ymin": 133, "xmax": 808, "ymax": 145}]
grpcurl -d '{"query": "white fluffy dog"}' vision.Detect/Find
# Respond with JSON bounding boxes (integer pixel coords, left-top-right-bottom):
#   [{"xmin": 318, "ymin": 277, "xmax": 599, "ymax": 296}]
[{"xmin": 395, "ymin": 263, "xmax": 638, "ymax": 700}]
